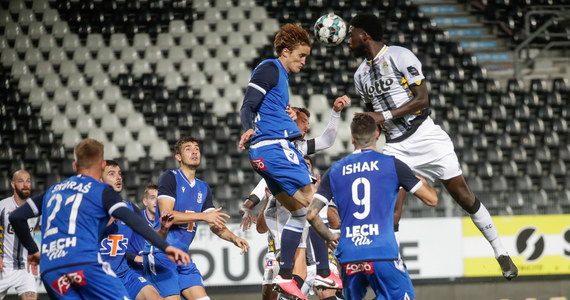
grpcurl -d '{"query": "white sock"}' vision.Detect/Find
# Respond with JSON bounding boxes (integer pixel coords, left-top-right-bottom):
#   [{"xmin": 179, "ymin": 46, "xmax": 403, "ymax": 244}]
[{"xmin": 469, "ymin": 202, "xmax": 508, "ymax": 258}]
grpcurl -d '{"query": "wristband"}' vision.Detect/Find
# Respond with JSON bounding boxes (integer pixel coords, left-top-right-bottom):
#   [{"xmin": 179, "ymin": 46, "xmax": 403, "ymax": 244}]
[
  {"xmin": 330, "ymin": 229, "xmax": 341, "ymax": 235},
  {"xmin": 382, "ymin": 110, "xmax": 393, "ymax": 121},
  {"xmin": 247, "ymin": 194, "xmax": 261, "ymax": 205}
]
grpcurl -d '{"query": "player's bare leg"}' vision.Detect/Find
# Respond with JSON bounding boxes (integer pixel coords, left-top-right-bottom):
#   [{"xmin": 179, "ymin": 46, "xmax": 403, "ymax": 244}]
[
  {"xmin": 442, "ymin": 175, "xmax": 518, "ymax": 280},
  {"xmin": 262, "ymin": 283, "xmax": 278, "ymax": 300},
  {"xmin": 180, "ymin": 286, "xmax": 208, "ymax": 300},
  {"xmin": 20, "ymin": 291, "xmax": 37, "ymax": 300},
  {"xmin": 136, "ymin": 285, "xmax": 164, "ymax": 300}
]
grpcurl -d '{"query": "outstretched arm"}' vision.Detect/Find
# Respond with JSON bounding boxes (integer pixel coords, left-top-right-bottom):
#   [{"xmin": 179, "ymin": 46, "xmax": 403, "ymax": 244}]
[
  {"xmin": 210, "ymin": 224, "xmax": 250, "ymax": 254},
  {"xmin": 239, "ymin": 179, "xmax": 267, "ymax": 231},
  {"xmin": 307, "ymin": 197, "xmax": 339, "ymax": 249}
]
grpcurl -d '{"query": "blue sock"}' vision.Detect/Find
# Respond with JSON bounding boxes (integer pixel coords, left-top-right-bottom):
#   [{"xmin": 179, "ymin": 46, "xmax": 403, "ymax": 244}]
[
  {"xmin": 309, "ymin": 227, "xmax": 331, "ymax": 277},
  {"xmin": 278, "ymin": 208, "xmax": 307, "ymax": 279}
]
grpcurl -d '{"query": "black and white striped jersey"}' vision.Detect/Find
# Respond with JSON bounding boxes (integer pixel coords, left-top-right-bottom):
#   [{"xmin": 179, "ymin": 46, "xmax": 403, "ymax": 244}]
[{"xmin": 0, "ymin": 197, "xmax": 39, "ymax": 270}]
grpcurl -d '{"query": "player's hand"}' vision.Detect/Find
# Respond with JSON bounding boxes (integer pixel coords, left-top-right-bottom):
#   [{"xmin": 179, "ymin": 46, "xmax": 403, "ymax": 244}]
[
  {"xmin": 239, "ymin": 129, "xmax": 254, "ymax": 150},
  {"xmin": 27, "ymin": 252, "xmax": 40, "ymax": 275},
  {"xmin": 164, "ymin": 246, "xmax": 190, "ymax": 265},
  {"xmin": 134, "ymin": 255, "xmax": 143, "ymax": 264},
  {"xmin": 160, "ymin": 211, "xmax": 175, "ymax": 230},
  {"xmin": 233, "ymin": 237, "xmax": 250, "ymax": 255},
  {"xmin": 333, "ymin": 95, "xmax": 350, "ymax": 112},
  {"xmin": 0, "ymin": 256, "xmax": 4, "ymax": 272},
  {"xmin": 286, "ymin": 105, "xmax": 297, "ymax": 121},
  {"xmin": 356, "ymin": 112, "xmax": 384, "ymax": 124},
  {"xmin": 204, "ymin": 207, "xmax": 230, "ymax": 228},
  {"xmin": 239, "ymin": 206, "xmax": 256, "ymax": 232},
  {"xmin": 327, "ymin": 232, "xmax": 340, "ymax": 250}
]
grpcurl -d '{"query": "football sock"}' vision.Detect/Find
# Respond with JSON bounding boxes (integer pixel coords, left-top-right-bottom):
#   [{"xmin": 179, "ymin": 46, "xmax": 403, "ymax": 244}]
[
  {"xmin": 278, "ymin": 208, "xmax": 307, "ymax": 279},
  {"xmin": 292, "ymin": 274, "xmax": 304, "ymax": 289},
  {"xmin": 309, "ymin": 227, "xmax": 331, "ymax": 278},
  {"xmin": 468, "ymin": 198, "xmax": 508, "ymax": 258}
]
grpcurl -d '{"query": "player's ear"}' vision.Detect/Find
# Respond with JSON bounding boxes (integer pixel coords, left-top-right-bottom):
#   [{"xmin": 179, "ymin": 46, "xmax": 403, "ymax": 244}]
[
  {"xmin": 351, "ymin": 136, "xmax": 356, "ymax": 146},
  {"xmin": 175, "ymin": 153, "xmax": 182, "ymax": 163},
  {"xmin": 72, "ymin": 161, "xmax": 78, "ymax": 173}
]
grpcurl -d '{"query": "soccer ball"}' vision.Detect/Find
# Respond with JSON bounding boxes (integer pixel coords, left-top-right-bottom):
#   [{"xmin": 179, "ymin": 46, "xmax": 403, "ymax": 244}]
[{"xmin": 314, "ymin": 13, "xmax": 347, "ymax": 47}]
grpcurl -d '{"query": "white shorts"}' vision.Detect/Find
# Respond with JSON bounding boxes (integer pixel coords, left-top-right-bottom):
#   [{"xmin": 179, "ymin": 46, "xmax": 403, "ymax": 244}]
[
  {"xmin": 0, "ymin": 268, "xmax": 37, "ymax": 297},
  {"xmin": 383, "ymin": 117, "xmax": 462, "ymax": 182},
  {"xmin": 262, "ymin": 252, "xmax": 279, "ymax": 285}
]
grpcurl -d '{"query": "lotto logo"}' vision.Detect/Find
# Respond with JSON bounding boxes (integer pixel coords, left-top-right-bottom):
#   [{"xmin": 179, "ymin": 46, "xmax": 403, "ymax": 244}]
[
  {"xmin": 51, "ymin": 271, "xmax": 87, "ymax": 295},
  {"xmin": 345, "ymin": 262, "xmax": 374, "ymax": 275},
  {"xmin": 250, "ymin": 159, "xmax": 267, "ymax": 171}
]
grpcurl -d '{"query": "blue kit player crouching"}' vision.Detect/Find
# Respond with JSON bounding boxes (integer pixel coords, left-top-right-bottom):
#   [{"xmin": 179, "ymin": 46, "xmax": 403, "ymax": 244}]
[
  {"xmin": 307, "ymin": 115, "xmax": 438, "ymax": 300},
  {"xmin": 9, "ymin": 139, "xmax": 190, "ymax": 299},
  {"xmin": 100, "ymin": 161, "xmax": 168, "ymax": 300},
  {"xmin": 143, "ymin": 137, "xmax": 249, "ymax": 300}
]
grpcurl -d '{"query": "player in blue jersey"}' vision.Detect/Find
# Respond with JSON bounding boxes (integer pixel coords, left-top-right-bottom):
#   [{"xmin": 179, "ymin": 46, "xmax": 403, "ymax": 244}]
[
  {"xmin": 100, "ymin": 161, "xmax": 165, "ymax": 300},
  {"xmin": 127, "ymin": 183, "xmax": 159, "ymax": 275},
  {"xmin": 144, "ymin": 136, "xmax": 250, "ymax": 300},
  {"xmin": 239, "ymin": 23, "xmax": 342, "ymax": 299},
  {"xmin": 9, "ymin": 139, "xmax": 189, "ymax": 299},
  {"xmin": 307, "ymin": 114, "xmax": 438, "ymax": 300}
]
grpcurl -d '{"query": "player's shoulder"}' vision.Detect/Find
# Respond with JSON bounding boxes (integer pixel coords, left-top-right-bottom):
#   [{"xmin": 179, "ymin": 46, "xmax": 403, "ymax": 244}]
[
  {"xmin": 0, "ymin": 197, "xmax": 11, "ymax": 208},
  {"xmin": 354, "ymin": 59, "xmax": 369, "ymax": 76},
  {"xmin": 386, "ymin": 45, "xmax": 415, "ymax": 56}
]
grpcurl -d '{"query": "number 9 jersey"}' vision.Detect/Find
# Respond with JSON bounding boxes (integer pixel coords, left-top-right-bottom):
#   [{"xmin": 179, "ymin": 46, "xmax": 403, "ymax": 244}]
[
  {"xmin": 314, "ymin": 149, "xmax": 422, "ymax": 264},
  {"xmin": 30, "ymin": 174, "xmax": 127, "ymax": 273}
]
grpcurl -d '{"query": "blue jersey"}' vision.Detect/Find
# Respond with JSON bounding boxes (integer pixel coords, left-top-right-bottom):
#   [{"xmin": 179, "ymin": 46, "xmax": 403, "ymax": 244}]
[
  {"xmin": 315, "ymin": 149, "xmax": 421, "ymax": 264},
  {"xmin": 127, "ymin": 209, "xmax": 153, "ymax": 272},
  {"xmin": 249, "ymin": 59, "xmax": 301, "ymax": 143},
  {"xmin": 30, "ymin": 175, "xmax": 126, "ymax": 274},
  {"xmin": 145, "ymin": 169, "xmax": 214, "ymax": 253},
  {"xmin": 100, "ymin": 201, "xmax": 136, "ymax": 274}
]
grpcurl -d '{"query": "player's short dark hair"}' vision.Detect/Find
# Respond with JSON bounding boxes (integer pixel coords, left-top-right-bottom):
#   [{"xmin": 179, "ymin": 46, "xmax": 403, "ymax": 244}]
[
  {"xmin": 105, "ymin": 160, "xmax": 120, "ymax": 168},
  {"xmin": 274, "ymin": 23, "xmax": 312, "ymax": 56},
  {"xmin": 74, "ymin": 139, "xmax": 104, "ymax": 171},
  {"xmin": 144, "ymin": 183, "xmax": 158, "ymax": 198},
  {"xmin": 174, "ymin": 136, "xmax": 200, "ymax": 155},
  {"xmin": 350, "ymin": 14, "xmax": 383, "ymax": 42},
  {"xmin": 351, "ymin": 114, "xmax": 377, "ymax": 147},
  {"xmin": 293, "ymin": 107, "xmax": 311, "ymax": 118},
  {"xmin": 303, "ymin": 155, "xmax": 313, "ymax": 166}
]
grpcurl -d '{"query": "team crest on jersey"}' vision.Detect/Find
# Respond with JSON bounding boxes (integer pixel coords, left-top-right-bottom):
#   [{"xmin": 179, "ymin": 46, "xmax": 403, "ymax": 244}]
[
  {"xmin": 51, "ymin": 270, "xmax": 87, "ymax": 295},
  {"xmin": 182, "ymin": 186, "xmax": 186, "ymax": 193},
  {"xmin": 197, "ymin": 192, "xmax": 203, "ymax": 203},
  {"xmin": 250, "ymin": 158, "xmax": 267, "ymax": 171},
  {"xmin": 100, "ymin": 234, "xmax": 128, "ymax": 256},
  {"xmin": 381, "ymin": 61, "xmax": 391, "ymax": 74}
]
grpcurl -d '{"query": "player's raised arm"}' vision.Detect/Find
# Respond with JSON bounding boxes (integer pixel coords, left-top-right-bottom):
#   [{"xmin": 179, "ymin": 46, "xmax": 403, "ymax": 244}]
[
  {"xmin": 394, "ymin": 159, "xmax": 438, "ymax": 207},
  {"xmin": 239, "ymin": 178, "xmax": 268, "ymax": 231},
  {"xmin": 9, "ymin": 194, "xmax": 44, "ymax": 256}
]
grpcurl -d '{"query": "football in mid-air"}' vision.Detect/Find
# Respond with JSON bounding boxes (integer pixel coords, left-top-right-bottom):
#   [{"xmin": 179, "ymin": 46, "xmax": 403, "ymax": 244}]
[{"xmin": 313, "ymin": 13, "xmax": 347, "ymax": 47}]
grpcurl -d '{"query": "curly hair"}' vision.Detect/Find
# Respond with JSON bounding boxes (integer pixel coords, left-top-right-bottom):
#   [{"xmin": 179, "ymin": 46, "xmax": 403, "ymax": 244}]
[
  {"xmin": 274, "ymin": 23, "xmax": 312, "ymax": 56},
  {"xmin": 350, "ymin": 14, "xmax": 384, "ymax": 42}
]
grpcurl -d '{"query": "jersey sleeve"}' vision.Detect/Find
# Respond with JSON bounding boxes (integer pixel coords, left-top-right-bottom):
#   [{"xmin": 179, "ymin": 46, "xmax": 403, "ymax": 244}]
[
  {"xmin": 315, "ymin": 169, "xmax": 333, "ymax": 204},
  {"xmin": 395, "ymin": 48, "xmax": 424, "ymax": 85},
  {"xmin": 394, "ymin": 158, "xmax": 422, "ymax": 193},
  {"xmin": 157, "ymin": 171, "xmax": 177, "ymax": 202},
  {"xmin": 240, "ymin": 62, "xmax": 279, "ymax": 130},
  {"xmin": 102, "ymin": 186, "xmax": 128, "ymax": 215},
  {"xmin": 28, "ymin": 192, "xmax": 45, "ymax": 216},
  {"xmin": 202, "ymin": 185, "xmax": 215, "ymax": 212}
]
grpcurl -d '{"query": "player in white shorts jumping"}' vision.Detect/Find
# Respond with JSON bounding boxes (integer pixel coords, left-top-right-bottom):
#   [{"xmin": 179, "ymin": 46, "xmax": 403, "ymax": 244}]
[
  {"xmin": 346, "ymin": 13, "xmax": 517, "ymax": 279},
  {"xmin": 0, "ymin": 170, "xmax": 39, "ymax": 300}
]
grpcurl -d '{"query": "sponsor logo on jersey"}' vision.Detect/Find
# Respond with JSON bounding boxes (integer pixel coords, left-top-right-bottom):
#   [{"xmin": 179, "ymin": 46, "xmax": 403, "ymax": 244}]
[
  {"xmin": 345, "ymin": 262, "xmax": 374, "ymax": 275},
  {"xmin": 51, "ymin": 270, "xmax": 86, "ymax": 295},
  {"xmin": 42, "ymin": 237, "xmax": 77, "ymax": 260},
  {"xmin": 407, "ymin": 65, "xmax": 420, "ymax": 76},
  {"xmin": 346, "ymin": 224, "xmax": 379, "ymax": 246},
  {"xmin": 250, "ymin": 158, "xmax": 267, "ymax": 171},
  {"xmin": 363, "ymin": 78, "xmax": 394, "ymax": 97},
  {"xmin": 342, "ymin": 160, "xmax": 379, "ymax": 176},
  {"xmin": 100, "ymin": 234, "xmax": 128, "ymax": 256}
]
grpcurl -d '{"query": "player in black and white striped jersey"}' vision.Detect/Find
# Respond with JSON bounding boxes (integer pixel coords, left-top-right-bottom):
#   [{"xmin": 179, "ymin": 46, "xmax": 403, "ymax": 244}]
[
  {"xmin": 347, "ymin": 13, "xmax": 518, "ymax": 280},
  {"xmin": 0, "ymin": 170, "xmax": 39, "ymax": 300}
]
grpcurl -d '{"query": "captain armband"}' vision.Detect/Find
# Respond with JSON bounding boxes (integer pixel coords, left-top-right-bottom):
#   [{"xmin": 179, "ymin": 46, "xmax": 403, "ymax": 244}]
[{"xmin": 246, "ymin": 194, "xmax": 261, "ymax": 206}]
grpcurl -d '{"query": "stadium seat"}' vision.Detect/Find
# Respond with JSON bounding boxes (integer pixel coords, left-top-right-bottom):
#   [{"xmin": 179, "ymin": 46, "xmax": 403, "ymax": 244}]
[
  {"xmin": 59, "ymin": 61, "xmax": 80, "ymax": 79},
  {"xmin": 149, "ymin": 140, "xmax": 171, "ymax": 160},
  {"xmin": 112, "ymin": 127, "xmax": 134, "ymax": 147},
  {"xmin": 138, "ymin": 126, "xmax": 159, "ymax": 147},
  {"xmin": 101, "ymin": 114, "xmax": 121, "ymax": 133},
  {"xmin": 125, "ymin": 114, "xmax": 146, "ymax": 132},
  {"xmin": 64, "ymin": 101, "xmax": 86, "ymax": 121},
  {"xmin": 50, "ymin": 114, "xmax": 72, "ymax": 135},
  {"xmin": 77, "ymin": 87, "xmax": 98, "ymax": 104},
  {"xmin": 86, "ymin": 127, "xmax": 108, "ymax": 143},
  {"xmin": 86, "ymin": 34, "xmax": 105, "ymax": 51},
  {"xmin": 123, "ymin": 141, "xmax": 146, "ymax": 162},
  {"xmin": 62, "ymin": 128, "xmax": 82, "ymax": 149},
  {"xmin": 39, "ymin": 101, "xmax": 58, "ymax": 121},
  {"xmin": 66, "ymin": 74, "xmax": 87, "ymax": 92},
  {"xmin": 96, "ymin": 47, "xmax": 117, "ymax": 64},
  {"xmin": 103, "ymin": 142, "xmax": 121, "ymax": 160}
]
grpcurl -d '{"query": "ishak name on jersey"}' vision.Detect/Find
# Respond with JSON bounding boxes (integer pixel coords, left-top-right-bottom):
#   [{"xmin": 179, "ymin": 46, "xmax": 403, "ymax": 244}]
[
  {"xmin": 342, "ymin": 160, "xmax": 379, "ymax": 176},
  {"xmin": 346, "ymin": 224, "xmax": 379, "ymax": 246},
  {"xmin": 42, "ymin": 236, "xmax": 77, "ymax": 260}
]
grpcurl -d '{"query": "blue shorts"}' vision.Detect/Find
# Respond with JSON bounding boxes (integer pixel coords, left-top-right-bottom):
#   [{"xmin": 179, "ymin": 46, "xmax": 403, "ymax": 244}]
[
  {"xmin": 42, "ymin": 261, "xmax": 130, "ymax": 299},
  {"xmin": 249, "ymin": 139, "xmax": 312, "ymax": 196},
  {"xmin": 143, "ymin": 251, "xmax": 203, "ymax": 297},
  {"xmin": 341, "ymin": 260, "xmax": 415, "ymax": 300},
  {"xmin": 118, "ymin": 268, "xmax": 151, "ymax": 300}
]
